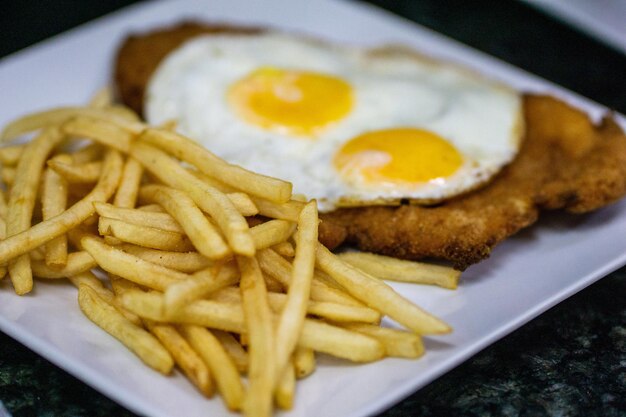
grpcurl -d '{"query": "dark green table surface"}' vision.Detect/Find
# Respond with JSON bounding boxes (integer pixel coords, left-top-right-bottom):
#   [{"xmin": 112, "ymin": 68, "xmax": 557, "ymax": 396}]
[{"xmin": 1, "ymin": 1, "xmax": 625, "ymax": 416}]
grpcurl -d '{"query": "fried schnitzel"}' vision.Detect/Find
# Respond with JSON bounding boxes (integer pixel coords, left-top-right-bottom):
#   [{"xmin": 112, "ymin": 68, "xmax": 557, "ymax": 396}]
[
  {"xmin": 324, "ymin": 96, "xmax": 626, "ymax": 268},
  {"xmin": 114, "ymin": 22, "xmax": 626, "ymax": 269}
]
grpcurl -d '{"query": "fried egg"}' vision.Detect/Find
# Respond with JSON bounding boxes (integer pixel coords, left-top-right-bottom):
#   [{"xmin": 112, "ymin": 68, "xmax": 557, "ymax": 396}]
[{"xmin": 145, "ymin": 32, "xmax": 523, "ymax": 211}]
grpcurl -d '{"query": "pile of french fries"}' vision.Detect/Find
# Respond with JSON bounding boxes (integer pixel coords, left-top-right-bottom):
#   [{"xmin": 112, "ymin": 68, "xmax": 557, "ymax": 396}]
[{"xmin": 0, "ymin": 91, "xmax": 460, "ymax": 417}]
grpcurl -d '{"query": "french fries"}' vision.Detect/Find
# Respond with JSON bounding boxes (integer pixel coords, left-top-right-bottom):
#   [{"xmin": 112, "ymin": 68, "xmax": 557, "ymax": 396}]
[
  {"xmin": 6, "ymin": 127, "xmax": 66, "ymax": 294},
  {"xmin": 98, "ymin": 216, "xmax": 195, "ymax": 252},
  {"xmin": 41, "ymin": 156, "xmax": 70, "ymax": 268},
  {"xmin": 130, "ymin": 141, "xmax": 255, "ymax": 256},
  {"xmin": 316, "ymin": 244, "xmax": 451, "ymax": 335},
  {"xmin": 163, "ymin": 263, "xmax": 239, "ymax": 317},
  {"xmin": 138, "ymin": 185, "xmax": 230, "ymax": 259},
  {"xmin": 237, "ymin": 255, "xmax": 275, "ymax": 417},
  {"xmin": 145, "ymin": 320, "xmax": 214, "ymax": 397},
  {"xmin": 140, "ymin": 128, "xmax": 292, "ymax": 203},
  {"xmin": 81, "ymin": 235, "xmax": 187, "ymax": 290},
  {"xmin": 181, "ymin": 325, "xmax": 245, "ymax": 411},
  {"xmin": 0, "ymin": 102, "xmax": 457, "ymax": 417},
  {"xmin": 113, "ymin": 157, "xmax": 143, "ymax": 208},
  {"xmin": 274, "ymin": 201, "xmax": 318, "ymax": 381},
  {"xmin": 78, "ymin": 284, "xmax": 174, "ymax": 374},
  {"xmin": 338, "ymin": 251, "xmax": 461, "ymax": 289},
  {"xmin": 47, "ymin": 158, "xmax": 102, "ymax": 183}
]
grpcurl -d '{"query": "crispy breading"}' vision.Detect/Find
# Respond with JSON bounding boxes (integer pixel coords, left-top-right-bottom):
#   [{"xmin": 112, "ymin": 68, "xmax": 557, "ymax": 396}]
[
  {"xmin": 323, "ymin": 96, "xmax": 626, "ymax": 268},
  {"xmin": 114, "ymin": 23, "xmax": 626, "ymax": 269},
  {"xmin": 114, "ymin": 22, "xmax": 261, "ymax": 115}
]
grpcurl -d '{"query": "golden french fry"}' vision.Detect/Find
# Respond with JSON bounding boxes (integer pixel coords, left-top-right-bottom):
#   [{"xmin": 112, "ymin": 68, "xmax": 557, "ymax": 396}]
[
  {"xmin": 98, "ymin": 217, "xmax": 194, "ymax": 252},
  {"xmin": 108, "ymin": 274, "xmax": 142, "ymax": 296},
  {"xmin": 103, "ymin": 236, "xmax": 122, "ymax": 246},
  {"xmin": 130, "ymin": 142, "xmax": 254, "ymax": 256},
  {"xmin": 316, "ymin": 244, "xmax": 451, "ymax": 335},
  {"xmin": 61, "ymin": 116, "xmax": 137, "ymax": 152},
  {"xmin": 339, "ymin": 323, "xmax": 424, "ymax": 359},
  {"xmin": 47, "ymin": 159, "xmax": 102, "ymax": 183},
  {"xmin": 88, "ymin": 87, "xmax": 113, "ymax": 109},
  {"xmin": 113, "ymin": 157, "xmax": 143, "ymax": 208},
  {"xmin": 0, "ymin": 191, "xmax": 7, "ymax": 218},
  {"xmin": 0, "ymin": 145, "xmax": 24, "ymax": 166},
  {"xmin": 120, "ymin": 289, "xmax": 244, "ymax": 332},
  {"xmin": 164, "ymin": 263, "xmax": 239, "ymax": 318},
  {"xmin": 262, "ymin": 273, "xmax": 284, "ymax": 293},
  {"xmin": 6, "ymin": 127, "xmax": 66, "ymax": 294},
  {"xmin": 300, "ymin": 319, "xmax": 384, "ymax": 362},
  {"xmin": 274, "ymin": 362, "xmax": 295, "ymax": 410},
  {"xmin": 0, "ymin": 107, "xmax": 144, "ymax": 143},
  {"xmin": 68, "ymin": 271, "xmax": 142, "ymax": 326},
  {"xmin": 70, "ymin": 143, "xmax": 103, "ymax": 164},
  {"xmin": 32, "ymin": 251, "xmax": 96, "ymax": 278},
  {"xmin": 257, "ymin": 248, "xmax": 362, "ymax": 307},
  {"xmin": 140, "ymin": 128, "xmax": 291, "ymax": 203},
  {"xmin": 249, "ymin": 220, "xmax": 296, "ymax": 251},
  {"xmin": 293, "ymin": 347, "xmax": 315, "ymax": 379},
  {"xmin": 181, "ymin": 325, "xmax": 245, "ymax": 411},
  {"xmin": 81, "ymin": 235, "xmax": 187, "ymax": 290},
  {"xmin": 189, "ymin": 171, "xmax": 259, "ymax": 216},
  {"xmin": 145, "ymin": 320, "xmax": 214, "ymax": 397},
  {"xmin": 137, "ymin": 204, "xmax": 166, "ymax": 213},
  {"xmin": 95, "ymin": 202, "xmax": 184, "ymax": 233},
  {"xmin": 120, "ymin": 290, "xmax": 384, "ymax": 362},
  {"xmin": 1, "ymin": 167, "xmax": 15, "ymax": 186},
  {"xmin": 77, "ymin": 284, "xmax": 173, "ymax": 374},
  {"xmin": 224, "ymin": 192, "xmax": 258, "ymax": 217},
  {"xmin": 338, "ymin": 251, "xmax": 461, "ymax": 289},
  {"xmin": 210, "ymin": 287, "xmax": 380, "ymax": 324},
  {"xmin": 236, "ymin": 255, "xmax": 275, "ymax": 417},
  {"xmin": 250, "ymin": 197, "xmax": 304, "ymax": 222},
  {"xmin": 312, "ymin": 270, "xmax": 344, "ymax": 291},
  {"xmin": 0, "ymin": 149, "xmax": 122, "ymax": 271},
  {"xmin": 117, "ymin": 243, "xmax": 213, "ymax": 273},
  {"xmin": 42, "ymin": 159, "xmax": 69, "ymax": 267},
  {"xmin": 28, "ymin": 245, "xmax": 45, "ymax": 261},
  {"xmin": 213, "ymin": 330, "xmax": 249, "ymax": 374},
  {"xmin": 138, "ymin": 185, "xmax": 230, "ymax": 259},
  {"xmin": 275, "ymin": 201, "xmax": 318, "ymax": 380},
  {"xmin": 272, "ymin": 241, "xmax": 294, "ymax": 258},
  {"xmin": 274, "ymin": 294, "xmax": 380, "ymax": 324}
]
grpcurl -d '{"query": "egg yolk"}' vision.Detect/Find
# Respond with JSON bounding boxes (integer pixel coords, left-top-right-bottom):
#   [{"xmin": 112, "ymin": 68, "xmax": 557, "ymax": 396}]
[
  {"xmin": 228, "ymin": 67, "xmax": 353, "ymax": 136},
  {"xmin": 334, "ymin": 128, "xmax": 463, "ymax": 185}
]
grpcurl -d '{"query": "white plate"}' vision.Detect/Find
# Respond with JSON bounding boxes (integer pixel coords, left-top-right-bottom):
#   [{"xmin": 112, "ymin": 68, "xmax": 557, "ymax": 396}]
[{"xmin": 1, "ymin": 1, "xmax": 625, "ymax": 416}]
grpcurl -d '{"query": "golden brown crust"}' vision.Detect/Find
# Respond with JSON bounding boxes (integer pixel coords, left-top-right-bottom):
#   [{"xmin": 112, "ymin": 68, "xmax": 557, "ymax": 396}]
[
  {"xmin": 113, "ymin": 23, "xmax": 626, "ymax": 269},
  {"xmin": 113, "ymin": 21, "xmax": 262, "ymax": 115},
  {"xmin": 322, "ymin": 96, "xmax": 626, "ymax": 269}
]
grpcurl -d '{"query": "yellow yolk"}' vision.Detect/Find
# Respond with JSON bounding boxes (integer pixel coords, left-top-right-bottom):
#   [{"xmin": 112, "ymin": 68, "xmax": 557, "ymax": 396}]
[
  {"xmin": 334, "ymin": 128, "xmax": 463, "ymax": 185},
  {"xmin": 228, "ymin": 67, "xmax": 353, "ymax": 136}
]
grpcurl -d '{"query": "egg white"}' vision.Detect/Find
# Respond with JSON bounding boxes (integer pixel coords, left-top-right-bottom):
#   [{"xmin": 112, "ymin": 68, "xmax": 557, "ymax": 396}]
[{"xmin": 145, "ymin": 33, "xmax": 523, "ymax": 212}]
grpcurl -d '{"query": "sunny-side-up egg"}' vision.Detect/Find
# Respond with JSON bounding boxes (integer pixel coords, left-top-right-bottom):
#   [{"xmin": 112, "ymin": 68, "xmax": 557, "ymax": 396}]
[{"xmin": 145, "ymin": 32, "xmax": 524, "ymax": 212}]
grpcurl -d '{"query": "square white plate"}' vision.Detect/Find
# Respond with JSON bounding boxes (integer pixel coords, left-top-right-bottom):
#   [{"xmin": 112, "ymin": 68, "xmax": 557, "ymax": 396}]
[{"xmin": 1, "ymin": 1, "xmax": 625, "ymax": 416}]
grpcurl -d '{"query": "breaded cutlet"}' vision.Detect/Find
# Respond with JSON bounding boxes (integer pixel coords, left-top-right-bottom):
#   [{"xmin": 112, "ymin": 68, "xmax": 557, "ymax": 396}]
[
  {"xmin": 324, "ymin": 96, "xmax": 626, "ymax": 268},
  {"xmin": 114, "ymin": 22, "xmax": 626, "ymax": 269}
]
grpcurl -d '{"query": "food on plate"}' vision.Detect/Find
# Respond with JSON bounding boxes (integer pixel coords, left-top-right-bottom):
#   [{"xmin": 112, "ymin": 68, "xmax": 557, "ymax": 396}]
[
  {"xmin": 115, "ymin": 22, "xmax": 626, "ymax": 269},
  {"xmin": 0, "ymin": 100, "xmax": 459, "ymax": 416},
  {"xmin": 121, "ymin": 25, "xmax": 523, "ymax": 211},
  {"xmin": 325, "ymin": 96, "xmax": 626, "ymax": 268},
  {"xmin": 337, "ymin": 251, "xmax": 461, "ymax": 289}
]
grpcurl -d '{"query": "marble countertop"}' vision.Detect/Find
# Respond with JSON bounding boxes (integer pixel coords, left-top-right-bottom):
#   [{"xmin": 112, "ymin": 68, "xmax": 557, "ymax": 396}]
[{"xmin": 1, "ymin": 1, "xmax": 625, "ymax": 416}]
